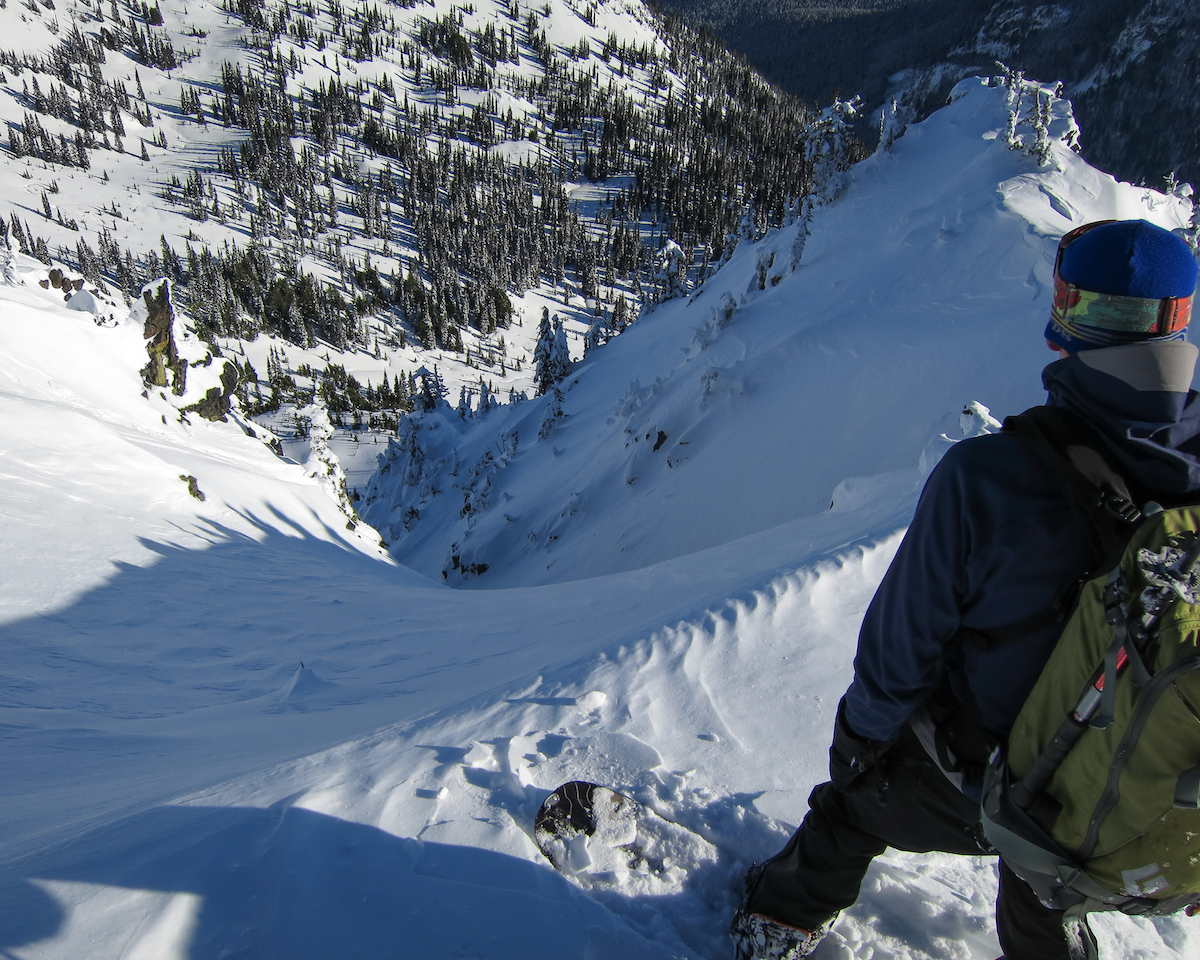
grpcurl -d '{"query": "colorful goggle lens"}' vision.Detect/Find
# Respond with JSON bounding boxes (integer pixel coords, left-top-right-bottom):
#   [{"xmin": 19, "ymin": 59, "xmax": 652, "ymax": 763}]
[{"xmin": 1052, "ymin": 274, "xmax": 1192, "ymax": 334}]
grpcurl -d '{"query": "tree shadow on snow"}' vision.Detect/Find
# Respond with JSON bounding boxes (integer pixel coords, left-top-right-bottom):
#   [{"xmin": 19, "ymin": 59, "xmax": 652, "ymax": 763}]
[{"xmin": 0, "ymin": 800, "xmax": 679, "ymax": 960}]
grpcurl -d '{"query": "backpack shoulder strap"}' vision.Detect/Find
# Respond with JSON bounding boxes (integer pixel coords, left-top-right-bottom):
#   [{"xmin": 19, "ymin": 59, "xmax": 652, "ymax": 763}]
[
  {"xmin": 959, "ymin": 406, "xmax": 1141, "ymax": 653},
  {"xmin": 1001, "ymin": 405, "xmax": 1141, "ymax": 574}
]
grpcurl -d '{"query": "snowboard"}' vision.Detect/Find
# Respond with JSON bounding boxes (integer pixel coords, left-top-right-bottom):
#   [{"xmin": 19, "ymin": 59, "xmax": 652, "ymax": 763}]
[{"xmin": 534, "ymin": 780, "xmax": 647, "ymax": 875}]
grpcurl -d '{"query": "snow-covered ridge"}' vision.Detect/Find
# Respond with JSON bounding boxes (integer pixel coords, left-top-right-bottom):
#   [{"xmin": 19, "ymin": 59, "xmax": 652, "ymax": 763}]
[{"xmin": 0, "ymin": 253, "xmax": 387, "ymax": 624}]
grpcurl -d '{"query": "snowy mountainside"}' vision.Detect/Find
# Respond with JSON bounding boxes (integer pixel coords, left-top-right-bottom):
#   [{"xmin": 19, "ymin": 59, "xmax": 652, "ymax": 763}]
[
  {"xmin": 0, "ymin": 0, "xmax": 818, "ymax": 415},
  {"xmin": 2, "ymin": 242, "xmax": 867, "ymax": 857},
  {"xmin": 0, "ymin": 226, "xmax": 967, "ymax": 958},
  {"xmin": 3, "ymin": 74, "xmax": 1199, "ymax": 960},
  {"xmin": 363, "ymin": 73, "xmax": 1195, "ymax": 588}
]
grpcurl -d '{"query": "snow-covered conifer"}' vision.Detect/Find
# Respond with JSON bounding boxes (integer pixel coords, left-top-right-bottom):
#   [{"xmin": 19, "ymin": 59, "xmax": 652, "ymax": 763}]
[
  {"xmin": 877, "ymin": 98, "xmax": 904, "ymax": 155},
  {"xmin": 793, "ymin": 97, "xmax": 860, "ymax": 269},
  {"xmin": 533, "ymin": 307, "xmax": 556, "ymax": 396},
  {"xmin": 654, "ymin": 239, "xmax": 688, "ymax": 301},
  {"xmin": 550, "ymin": 318, "xmax": 571, "ymax": 384},
  {"xmin": 0, "ymin": 223, "xmax": 18, "ymax": 286},
  {"xmin": 477, "ymin": 376, "xmax": 497, "ymax": 414},
  {"xmin": 395, "ymin": 414, "xmax": 425, "ymax": 489},
  {"xmin": 538, "ymin": 386, "xmax": 565, "ymax": 439},
  {"xmin": 584, "ymin": 310, "xmax": 604, "ymax": 355},
  {"xmin": 414, "ymin": 366, "xmax": 448, "ymax": 413}
]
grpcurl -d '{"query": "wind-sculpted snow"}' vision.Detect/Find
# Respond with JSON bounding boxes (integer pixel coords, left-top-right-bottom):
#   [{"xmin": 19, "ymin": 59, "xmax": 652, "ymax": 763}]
[
  {"xmin": 6, "ymin": 531, "xmax": 1189, "ymax": 957},
  {"xmin": 3, "ymin": 77, "xmax": 1198, "ymax": 959}
]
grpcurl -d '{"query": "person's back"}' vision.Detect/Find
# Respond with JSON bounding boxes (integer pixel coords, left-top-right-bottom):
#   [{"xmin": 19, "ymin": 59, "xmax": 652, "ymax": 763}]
[{"xmin": 731, "ymin": 219, "xmax": 1200, "ymax": 960}]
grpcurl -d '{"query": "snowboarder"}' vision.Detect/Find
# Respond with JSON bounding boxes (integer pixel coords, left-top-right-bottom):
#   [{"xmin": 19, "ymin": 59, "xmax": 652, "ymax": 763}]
[{"xmin": 731, "ymin": 220, "xmax": 1200, "ymax": 960}]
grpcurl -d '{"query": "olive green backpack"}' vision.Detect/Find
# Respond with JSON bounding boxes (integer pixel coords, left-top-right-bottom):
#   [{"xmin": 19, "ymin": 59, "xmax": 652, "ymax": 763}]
[{"xmin": 979, "ymin": 406, "xmax": 1200, "ymax": 960}]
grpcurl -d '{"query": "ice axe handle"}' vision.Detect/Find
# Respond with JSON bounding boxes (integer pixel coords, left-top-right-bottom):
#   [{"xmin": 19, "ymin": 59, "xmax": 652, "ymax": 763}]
[
  {"xmin": 1010, "ymin": 649, "xmax": 1122, "ymax": 809},
  {"xmin": 1009, "ymin": 713, "xmax": 1088, "ymax": 810}
]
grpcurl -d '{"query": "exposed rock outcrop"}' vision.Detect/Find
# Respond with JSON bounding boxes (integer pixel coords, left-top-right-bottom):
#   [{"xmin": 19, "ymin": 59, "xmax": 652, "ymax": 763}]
[{"xmin": 135, "ymin": 278, "xmax": 239, "ymax": 422}]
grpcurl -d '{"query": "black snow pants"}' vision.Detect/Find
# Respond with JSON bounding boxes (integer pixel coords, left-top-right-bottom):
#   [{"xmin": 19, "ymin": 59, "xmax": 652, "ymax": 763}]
[{"xmin": 745, "ymin": 724, "xmax": 1071, "ymax": 960}]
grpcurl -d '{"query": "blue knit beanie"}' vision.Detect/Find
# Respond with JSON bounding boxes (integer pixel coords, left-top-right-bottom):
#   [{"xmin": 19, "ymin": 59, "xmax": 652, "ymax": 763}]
[{"xmin": 1045, "ymin": 220, "xmax": 1198, "ymax": 352}]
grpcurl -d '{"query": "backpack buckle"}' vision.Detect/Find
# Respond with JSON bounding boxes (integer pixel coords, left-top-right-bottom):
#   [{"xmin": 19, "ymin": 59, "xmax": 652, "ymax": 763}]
[{"xmin": 1097, "ymin": 491, "xmax": 1141, "ymax": 523}]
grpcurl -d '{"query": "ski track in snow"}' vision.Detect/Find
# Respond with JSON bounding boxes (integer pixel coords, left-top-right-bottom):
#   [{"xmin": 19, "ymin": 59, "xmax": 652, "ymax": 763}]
[{"xmin": 3, "ymin": 78, "xmax": 1200, "ymax": 959}]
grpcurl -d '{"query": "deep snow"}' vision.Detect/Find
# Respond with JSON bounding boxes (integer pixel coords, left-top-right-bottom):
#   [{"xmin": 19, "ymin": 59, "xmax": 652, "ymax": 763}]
[{"xmin": 2, "ymin": 77, "xmax": 1198, "ymax": 960}]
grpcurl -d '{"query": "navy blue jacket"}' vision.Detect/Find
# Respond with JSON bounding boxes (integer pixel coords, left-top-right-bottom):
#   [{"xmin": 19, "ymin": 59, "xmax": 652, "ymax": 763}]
[{"xmin": 844, "ymin": 341, "xmax": 1200, "ymax": 743}]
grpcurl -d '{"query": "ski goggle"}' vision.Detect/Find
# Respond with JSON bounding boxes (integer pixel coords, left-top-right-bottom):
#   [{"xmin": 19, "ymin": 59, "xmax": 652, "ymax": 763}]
[{"xmin": 1052, "ymin": 220, "xmax": 1193, "ymax": 336}]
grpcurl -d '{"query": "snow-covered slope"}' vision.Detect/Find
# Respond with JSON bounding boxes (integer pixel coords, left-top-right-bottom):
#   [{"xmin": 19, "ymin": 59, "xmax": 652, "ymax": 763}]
[
  {"xmin": 363, "ymin": 74, "xmax": 1197, "ymax": 587},
  {"xmin": 2, "ymin": 77, "xmax": 1196, "ymax": 960}
]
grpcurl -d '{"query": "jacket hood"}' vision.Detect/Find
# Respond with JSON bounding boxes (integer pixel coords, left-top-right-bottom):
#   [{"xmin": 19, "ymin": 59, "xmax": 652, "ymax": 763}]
[{"xmin": 1043, "ymin": 340, "xmax": 1200, "ymax": 495}]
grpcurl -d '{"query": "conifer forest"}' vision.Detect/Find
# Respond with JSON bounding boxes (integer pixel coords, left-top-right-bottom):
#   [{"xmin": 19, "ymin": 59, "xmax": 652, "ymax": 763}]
[{"xmin": 0, "ymin": 0, "xmax": 866, "ymax": 418}]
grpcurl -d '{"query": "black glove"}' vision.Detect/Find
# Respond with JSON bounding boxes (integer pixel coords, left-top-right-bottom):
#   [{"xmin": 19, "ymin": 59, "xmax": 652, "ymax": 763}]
[{"xmin": 829, "ymin": 697, "xmax": 894, "ymax": 792}]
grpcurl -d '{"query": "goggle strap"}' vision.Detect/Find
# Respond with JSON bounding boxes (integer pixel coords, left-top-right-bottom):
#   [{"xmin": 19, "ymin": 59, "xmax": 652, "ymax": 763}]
[{"xmin": 1159, "ymin": 295, "xmax": 1193, "ymax": 335}]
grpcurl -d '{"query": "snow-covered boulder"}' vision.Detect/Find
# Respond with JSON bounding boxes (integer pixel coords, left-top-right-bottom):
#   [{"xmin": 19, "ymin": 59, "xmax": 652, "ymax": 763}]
[{"xmin": 65, "ymin": 287, "xmax": 99, "ymax": 314}]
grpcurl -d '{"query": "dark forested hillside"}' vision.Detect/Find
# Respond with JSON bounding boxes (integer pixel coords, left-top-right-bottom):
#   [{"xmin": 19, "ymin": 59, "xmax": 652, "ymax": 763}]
[
  {"xmin": 654, "ymin": 0, "xmax": 1200, "ymax": 190},
  {"xmin": 650, "ymin": 0, "xmax": 988, "ymax": 111}
]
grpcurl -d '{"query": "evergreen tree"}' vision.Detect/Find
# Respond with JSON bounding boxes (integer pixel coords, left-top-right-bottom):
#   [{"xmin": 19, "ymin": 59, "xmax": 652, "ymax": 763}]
[
  {"xmin": 583, "ymin": 310, "xmax": 603, "ymax": 355},
  {"xmin": 550, "ymin": 318, "xmax": 571, "ymax": 385},
  {"xmin": 532, "ymin": 306, "xmax": 555, "ymax": 396},
  {"xmin": 476, "ymin": 376, "xmax": 495, "ymax": 414},
  {"xmin": 414, "ymin": 366, "xmax": 448, "ymax": 413},
  {"xmin": 537, "ymin": 386, "xmax": 565, "ymax": 440}
]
